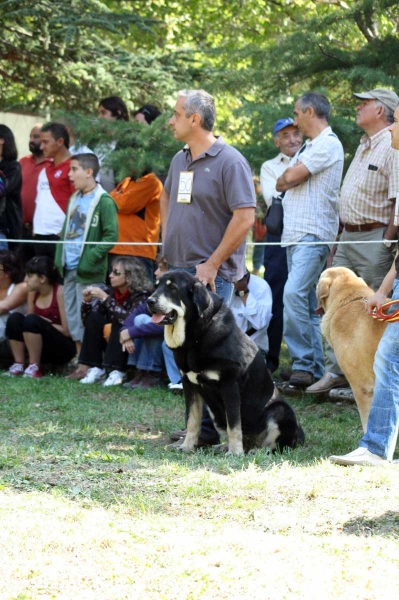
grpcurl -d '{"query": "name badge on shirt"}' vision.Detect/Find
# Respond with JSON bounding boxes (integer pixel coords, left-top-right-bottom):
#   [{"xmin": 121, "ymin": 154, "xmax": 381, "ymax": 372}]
[{"xmin": 177, "ymin": 171, "xmax": 194, "ymax": 203}]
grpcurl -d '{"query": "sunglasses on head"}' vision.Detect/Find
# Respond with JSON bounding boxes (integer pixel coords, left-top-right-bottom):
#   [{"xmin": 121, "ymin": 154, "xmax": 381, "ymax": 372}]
[{"xmin": 111, "ymin": 268, "xmax": 125, "ymax": 276}]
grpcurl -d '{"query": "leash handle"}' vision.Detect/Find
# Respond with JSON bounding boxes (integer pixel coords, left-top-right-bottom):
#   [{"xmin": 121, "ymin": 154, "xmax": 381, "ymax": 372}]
[{"xmin": 371, "ymin": 299, "xmax": 399, "ymax": 322}]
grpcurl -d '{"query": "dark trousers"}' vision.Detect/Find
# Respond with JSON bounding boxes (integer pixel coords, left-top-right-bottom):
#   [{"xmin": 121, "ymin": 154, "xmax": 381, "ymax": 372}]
[
  {"xmin": 79, "ymin": 311, "xmax": 127, "ymax": 370},
  {"xmin": 264, "ymin": 233, "xmax": 288, "ymax": 372},
  {"xmin": 16, "ymin": 223, "xmax": 36, "ymax": 264},
  {"xmin": 6, "ymin": 312, "xmax": 75, "ymax": 364},
  {"xmin": 33, "ymin": 234, "xmax": 60, "ymax": 261}
]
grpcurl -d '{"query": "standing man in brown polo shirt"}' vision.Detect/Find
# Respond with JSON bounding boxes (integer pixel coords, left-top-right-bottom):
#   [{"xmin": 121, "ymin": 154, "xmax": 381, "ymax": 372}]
[
  {"xmin": 160, "ymin": 89, "xmax": 256, "ymax": 447},
  {"xmin": 307, "ymin": 87, "xmax": 399, "ymax": 395},
  {"xmin": 19, "ymin": 124, "xmax": 52, "ymax": 261}
]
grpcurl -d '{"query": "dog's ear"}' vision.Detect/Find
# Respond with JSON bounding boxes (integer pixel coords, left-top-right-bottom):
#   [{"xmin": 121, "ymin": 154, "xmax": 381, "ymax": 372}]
[
  {"xmin": 192, "ymin": 280, "xmax": 211, "ymax": 317},
  {"xmin": 316, "ymin": 276, "xmax": 332, "ymax": 311}
]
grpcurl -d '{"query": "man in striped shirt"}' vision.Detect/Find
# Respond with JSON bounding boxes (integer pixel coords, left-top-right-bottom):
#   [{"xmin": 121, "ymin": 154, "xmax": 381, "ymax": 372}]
[
  {"xmin": 276, "ymin": 92, "xmax": 344, "ymax": 389},
  {"xmin": 307, "ymin": 88, "xmax": 399, "ymax": 396}
]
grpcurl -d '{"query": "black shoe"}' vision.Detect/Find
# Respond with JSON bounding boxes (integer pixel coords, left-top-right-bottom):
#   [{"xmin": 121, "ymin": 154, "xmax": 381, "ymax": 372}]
[
  {"xmin": 288, "ymin": 370, "xmax": 314, "ymax": 388},
  {"xmin": 279, "ymin": 368, "xmax": 293, "ymax": 382}
]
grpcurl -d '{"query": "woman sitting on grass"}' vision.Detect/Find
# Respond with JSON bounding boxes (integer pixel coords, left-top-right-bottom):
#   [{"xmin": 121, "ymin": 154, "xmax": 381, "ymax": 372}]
[
  {"xmin": 0, "ymin": 251, "xmax": 28, "ymax": 362},
  {"xmin": 5, "ymin": 256, "xmax": 75, "ymax": 378},
  {"xmin": 72, "ymin": 257, "xmax": 152, "ymax": 386}
]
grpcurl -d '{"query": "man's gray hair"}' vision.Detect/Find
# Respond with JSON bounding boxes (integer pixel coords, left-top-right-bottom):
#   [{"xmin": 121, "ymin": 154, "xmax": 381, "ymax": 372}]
[
  {"xmin": 297, "ymin": 92, "xmax": 331, "ymax": 121},
  {"xmin": 177, "ymin": 89, "xmax": 216, "ymax": 131},
  {"xmin": 375, "ymin": 100, "xmax": 395, "ymax": 124}
]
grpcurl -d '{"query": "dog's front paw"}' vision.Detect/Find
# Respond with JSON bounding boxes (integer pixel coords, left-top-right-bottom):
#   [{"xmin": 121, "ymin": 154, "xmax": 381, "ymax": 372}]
[
  {"xmin": 226, "ymin": 442, "xmax": 244, "ymax": 456},
  {"xmin": 180, "ymin": 440, "xmax": 196, "ymax": 453}
]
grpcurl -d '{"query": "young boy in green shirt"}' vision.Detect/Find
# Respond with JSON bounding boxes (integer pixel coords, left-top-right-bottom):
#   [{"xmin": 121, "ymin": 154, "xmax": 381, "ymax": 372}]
[{"xmin": 55, "ymin": 153, "xmax": 118, "ymax": 370}]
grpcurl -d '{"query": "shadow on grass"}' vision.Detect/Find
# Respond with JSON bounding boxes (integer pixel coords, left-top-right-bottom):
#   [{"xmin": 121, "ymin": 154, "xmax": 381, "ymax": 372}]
[
  {"xmin": 343, "ymin": 511, "xmax": 399, "ymax": 538},
  {"xmin": 0, "ymin": 375, "xmax": 363, "ymax": 511}
]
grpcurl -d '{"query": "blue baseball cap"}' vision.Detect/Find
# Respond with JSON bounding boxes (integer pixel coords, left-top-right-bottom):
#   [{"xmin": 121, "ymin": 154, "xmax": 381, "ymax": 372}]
[{"xmin": 273, "ymin": 118, "xmax": 295, "ymax": 137}]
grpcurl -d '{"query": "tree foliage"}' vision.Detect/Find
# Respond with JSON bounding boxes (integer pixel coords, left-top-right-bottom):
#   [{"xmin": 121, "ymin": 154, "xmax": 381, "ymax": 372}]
[
  {"xmin": 55, "ymin": 110, "xmax": 182, "ymax": 181},
  {"xmin": 0, "ymin": 0, "xmax": 177, "ymax": 112},
  {"xmin": 1, "ymin": 0, "xmax": 398, "ymax": 173}
]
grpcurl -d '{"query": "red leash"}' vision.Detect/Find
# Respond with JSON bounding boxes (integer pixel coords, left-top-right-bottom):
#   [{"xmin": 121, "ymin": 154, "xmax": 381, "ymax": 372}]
[{"xmin": 371, "ymin": 299, "xmax": 399, "ymax": 323}]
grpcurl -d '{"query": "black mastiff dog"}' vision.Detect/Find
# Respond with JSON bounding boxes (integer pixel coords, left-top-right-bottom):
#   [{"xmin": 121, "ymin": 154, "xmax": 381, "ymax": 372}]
[{"xmin": 148, "ymin": 270, "xmax": 304, "ymax": 455}]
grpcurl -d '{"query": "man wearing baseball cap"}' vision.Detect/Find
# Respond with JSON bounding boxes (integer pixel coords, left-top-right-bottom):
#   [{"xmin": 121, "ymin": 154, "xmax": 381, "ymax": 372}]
[
  {"xmin": 307, "ymin": 87, "xmax": 399, "ymax": 396},
  {"xmin": 260, "ymin": 117, "xmax": 302, "ymax": 374}
]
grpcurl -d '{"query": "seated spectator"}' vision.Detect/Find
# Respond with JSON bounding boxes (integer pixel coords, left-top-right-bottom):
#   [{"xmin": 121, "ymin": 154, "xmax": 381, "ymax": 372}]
[
  {"xmin": 0, "ymin": 251, "xmax": 28, "ymax": 361},
  {"xmin": 5, "ymin": 256, "xmax": 75, "ymax": 377},
  {"xmin": 69, "ymin": 257, "xmax": 152, "ymax": 385},
  {"xmin": 229, "ymin": 271, "xmax": 273, "ymax": 355},
  {"xmin": 109, "ymin": 104, "xmax": 163, "ymax": 281},
  {"xmin": 120, "ymin": 301, "xmax": 166, "ymax": 390},
  {"xmin": 0, "ymin": 125, "xmax": 22, "ymax": 251}
]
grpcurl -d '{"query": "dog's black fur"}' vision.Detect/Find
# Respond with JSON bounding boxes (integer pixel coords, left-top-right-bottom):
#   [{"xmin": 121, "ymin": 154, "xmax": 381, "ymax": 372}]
[{"xmin": 147, "ymin": 270, "xmax": 304, "ymax": 454}]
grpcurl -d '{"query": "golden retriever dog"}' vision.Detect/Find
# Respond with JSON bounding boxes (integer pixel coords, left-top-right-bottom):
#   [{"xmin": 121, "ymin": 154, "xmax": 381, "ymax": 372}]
[{"xmin": 317, "ymin": 267, "xmax": 387, "ymax": 432}]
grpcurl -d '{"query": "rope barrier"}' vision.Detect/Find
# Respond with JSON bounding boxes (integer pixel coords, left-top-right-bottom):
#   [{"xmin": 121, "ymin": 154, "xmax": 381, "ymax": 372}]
[{"xmin": 4, "ymin": 239, "xmax": 398, "ymax": 246}]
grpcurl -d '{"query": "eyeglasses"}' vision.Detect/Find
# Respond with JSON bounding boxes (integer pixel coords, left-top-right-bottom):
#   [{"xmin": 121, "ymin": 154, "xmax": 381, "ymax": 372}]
[{"xmin": 111, "ymin": 269, "xmax": 125, "ymax": 276}]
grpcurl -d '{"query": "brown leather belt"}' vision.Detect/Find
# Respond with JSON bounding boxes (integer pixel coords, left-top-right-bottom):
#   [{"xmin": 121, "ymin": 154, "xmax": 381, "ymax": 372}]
[{"xmin": 344, "ymin": 222, "xmax": 385, "ymax": 232}]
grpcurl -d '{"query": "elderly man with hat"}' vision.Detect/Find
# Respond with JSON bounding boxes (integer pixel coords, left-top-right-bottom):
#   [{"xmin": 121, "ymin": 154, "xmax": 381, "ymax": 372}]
[
  {"xmin": 307, "ymin": 87, "xmax": 399, "ymax": 395},
  {"xmin": 260, "ymin": 117, "xmax": 303, "ymax": 374}
]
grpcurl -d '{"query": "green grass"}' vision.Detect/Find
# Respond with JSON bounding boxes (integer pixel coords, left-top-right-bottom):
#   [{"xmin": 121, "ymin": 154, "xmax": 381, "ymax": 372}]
[{"xmin": 1, "ymin": 365, "xmax": 399, "ymax": 599}]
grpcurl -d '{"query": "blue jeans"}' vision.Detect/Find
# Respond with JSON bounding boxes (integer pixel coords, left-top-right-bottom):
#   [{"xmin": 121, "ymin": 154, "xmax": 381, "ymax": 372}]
[
  {"xmin": 0, "ymin": 232, "xmax": 8, "ymax": 250},
  {"xmin": 283, "ymin": 235, "xmax": 329, "ymax": 379},
  {"xmin": 127, "ymin": 314, "xmax": 164, "ymax": 372},
  {"xmin": 360, "ymin": 279, "xmax": 399, "ymax": 461},
  {"xmin": 163, "ymin": 340, "xmax": 181, "ymax": 384}
]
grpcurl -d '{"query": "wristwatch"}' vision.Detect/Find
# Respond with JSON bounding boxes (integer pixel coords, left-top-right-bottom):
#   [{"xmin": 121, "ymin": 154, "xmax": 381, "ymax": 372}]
[{"xmin": 383, "ymin": 239, "xmax": 396, "ymax": 250}]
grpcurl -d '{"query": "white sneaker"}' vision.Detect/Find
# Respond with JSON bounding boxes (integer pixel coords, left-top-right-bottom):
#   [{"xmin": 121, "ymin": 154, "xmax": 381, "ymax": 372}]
[
  {"xmin": 168, "ymin": 381, "xmax": 183, "ymax": 391},
  {"xmin": 103, "ymin": 370, "xmax": 126, "ymax": 387},
  {"xmin": 80, "ymin": 367, "xmax": 106, "ymax": 384},
  {"xmin": 329, "ymin": 447, "xmax": 389, "ymax": 466}
]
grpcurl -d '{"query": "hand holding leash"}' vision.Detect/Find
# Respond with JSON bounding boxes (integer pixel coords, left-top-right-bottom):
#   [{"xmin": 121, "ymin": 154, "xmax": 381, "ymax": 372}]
[
  {"xmin": 195, "ymin": 261, "xmax": 217, "ymax": 293},
  {"xmin": 367, "ymin": 291, "xmax": 387, "ymax": 316}
]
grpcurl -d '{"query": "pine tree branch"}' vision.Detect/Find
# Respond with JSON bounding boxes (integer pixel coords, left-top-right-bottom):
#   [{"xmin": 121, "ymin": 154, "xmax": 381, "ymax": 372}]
[
  {"xmin": 317, "ymin": 44, "xmax": 350, "ymax": 66},
  {"xmin": 353, "ymin": 9, "xmax": 376, "ymax": 43}
]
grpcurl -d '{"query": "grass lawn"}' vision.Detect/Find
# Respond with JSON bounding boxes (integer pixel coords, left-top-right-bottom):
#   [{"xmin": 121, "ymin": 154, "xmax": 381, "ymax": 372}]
[{"xmin": 1, "ymin": 364, "xmax": 399, "ymax": 599}]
